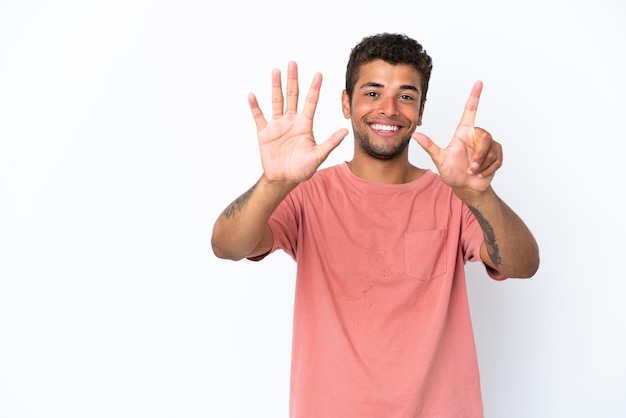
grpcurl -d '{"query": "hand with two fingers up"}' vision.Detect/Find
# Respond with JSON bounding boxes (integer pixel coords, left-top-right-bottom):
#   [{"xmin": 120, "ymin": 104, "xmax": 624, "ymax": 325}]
[{"xmin": 413, "ymin": 80, "xmax": 502, "ymax": 196}]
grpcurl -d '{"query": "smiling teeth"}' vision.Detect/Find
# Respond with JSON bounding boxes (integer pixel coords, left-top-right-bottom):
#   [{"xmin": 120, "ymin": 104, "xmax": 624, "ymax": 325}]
[{"xmin": 371, "ymin": 124, "xmax": 399, "ymax": 132}]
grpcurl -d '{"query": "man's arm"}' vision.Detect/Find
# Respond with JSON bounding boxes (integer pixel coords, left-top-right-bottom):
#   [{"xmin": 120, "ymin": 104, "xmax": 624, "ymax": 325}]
[
  {"xmin": 211, "ymin": 176, "xmax": 295, "ymax": 261},
  {"xmin": 211, "ymin": 61, "xmax": 347, "ymax": 261},
  {"xmin": 458, "ymin": 186, "xmax": 539, "ymax": 278},
  {"xmin": 413, "ymin": 81, "xmax": 539, "ymax": 278}
]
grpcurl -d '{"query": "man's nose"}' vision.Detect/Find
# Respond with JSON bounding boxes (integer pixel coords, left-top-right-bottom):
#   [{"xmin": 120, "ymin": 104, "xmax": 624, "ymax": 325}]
[{"xmin": 378, "ymin": 96, "xmax": 399, "ymax": 116}]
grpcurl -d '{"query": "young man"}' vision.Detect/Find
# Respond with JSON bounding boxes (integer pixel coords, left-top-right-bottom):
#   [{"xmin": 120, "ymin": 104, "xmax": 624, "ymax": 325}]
[{"xmin": 212, "ymin": 33, "xmax": 539, "ymax": 417}]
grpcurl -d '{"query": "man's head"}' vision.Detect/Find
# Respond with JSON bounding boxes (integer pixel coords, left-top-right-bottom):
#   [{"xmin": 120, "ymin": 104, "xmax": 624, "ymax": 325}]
[
  {"xmin": 341, "ymin": 33, "xmax": 433, "ymax": 163},
  {"xmin": 345, "ymin": 33, "xmax": 433, "ymax": 104}
]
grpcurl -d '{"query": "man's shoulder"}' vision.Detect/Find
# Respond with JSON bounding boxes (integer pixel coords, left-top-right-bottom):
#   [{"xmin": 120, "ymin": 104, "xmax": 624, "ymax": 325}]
[
  {"xmin": 315, "ymin": 162, "xmax": 345, "ymax": 176},
  {"xmin": 306, "ymin": 163, "xmax": 346, "ymax": 184}
]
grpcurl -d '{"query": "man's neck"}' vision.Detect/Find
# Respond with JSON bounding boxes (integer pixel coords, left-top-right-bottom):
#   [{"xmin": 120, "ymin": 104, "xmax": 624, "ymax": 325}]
[{"xmin": 346, "ymin": 156, "xmax": 425, "ymax": 184}]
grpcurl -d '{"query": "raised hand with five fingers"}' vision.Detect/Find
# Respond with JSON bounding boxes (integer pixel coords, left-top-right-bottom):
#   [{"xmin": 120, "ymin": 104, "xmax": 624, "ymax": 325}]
[{"xmin": 248, "ymin": 61, "xmax": 349, "ymax": 185}]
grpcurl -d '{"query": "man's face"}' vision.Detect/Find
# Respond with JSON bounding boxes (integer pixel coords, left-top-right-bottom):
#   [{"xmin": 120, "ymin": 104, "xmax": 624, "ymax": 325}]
[{"xmin": 342, "ymin": 60, "xmax": 425, "ymax": 160}]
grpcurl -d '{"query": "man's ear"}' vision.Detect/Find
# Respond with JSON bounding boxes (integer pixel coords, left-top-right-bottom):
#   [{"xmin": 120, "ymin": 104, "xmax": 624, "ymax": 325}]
[
  {"xmin": 417, "ymin": 98, "xmax": 427, "ymax": 126},
  {"xmin": 341, "ymin": 90, "xmax": 351, "ymax": 119}
]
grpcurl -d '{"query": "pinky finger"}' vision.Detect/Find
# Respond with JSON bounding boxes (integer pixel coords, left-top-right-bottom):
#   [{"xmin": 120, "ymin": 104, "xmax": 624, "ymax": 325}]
[{"xmin": 248, "ymin": 93, "xmax": 267, "ymax": 131}]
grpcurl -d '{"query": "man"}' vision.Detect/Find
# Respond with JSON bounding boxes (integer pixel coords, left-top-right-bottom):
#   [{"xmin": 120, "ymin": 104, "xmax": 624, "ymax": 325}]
[{"xmin": 212, "ymin": 33, "xmax": 539, "ymax": 417}]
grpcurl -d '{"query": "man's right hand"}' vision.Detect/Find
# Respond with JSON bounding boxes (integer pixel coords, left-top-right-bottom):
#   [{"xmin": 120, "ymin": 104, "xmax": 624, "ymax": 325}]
[{"xmin": 248, "ymin": 61, "xmax": 348, "ymax": 185}]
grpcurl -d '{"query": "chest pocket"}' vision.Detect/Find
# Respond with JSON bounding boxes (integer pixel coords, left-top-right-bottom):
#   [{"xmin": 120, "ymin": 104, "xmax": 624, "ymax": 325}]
[{"xmin": 405, "ymin": 229, "xmax": 447, "ymax": 281}]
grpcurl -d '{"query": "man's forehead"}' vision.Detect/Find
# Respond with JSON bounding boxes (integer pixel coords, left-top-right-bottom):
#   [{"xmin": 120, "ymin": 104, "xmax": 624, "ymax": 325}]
[{"xmin": 356, "ymin": 62, "xmax": 422, "ymax": 91}]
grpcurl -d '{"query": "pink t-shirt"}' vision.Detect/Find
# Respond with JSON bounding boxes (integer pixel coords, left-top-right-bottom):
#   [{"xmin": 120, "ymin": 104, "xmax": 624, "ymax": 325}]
[{"xmin": 256, "ymin": 163, "xmax": 506, "ymax": 418}]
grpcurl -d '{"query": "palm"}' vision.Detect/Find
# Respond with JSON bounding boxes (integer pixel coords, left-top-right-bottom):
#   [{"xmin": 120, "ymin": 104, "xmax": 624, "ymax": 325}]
[
  {"xmin": 257, "ymin": 109, "xmax": 324, "ymax": 183},
  {"xmin": 436, "ymin": 124, "xmax": 490, "ymax": 191}
]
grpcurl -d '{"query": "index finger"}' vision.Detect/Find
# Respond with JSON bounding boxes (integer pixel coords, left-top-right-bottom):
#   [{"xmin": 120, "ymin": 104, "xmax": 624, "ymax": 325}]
[
  {"xmin": 458, "ymin": 80, "xmax": 483, "ymax": 128},
  {"xmin": 301, "ymin": 72, "xmax": 323, "ymax": 120}
]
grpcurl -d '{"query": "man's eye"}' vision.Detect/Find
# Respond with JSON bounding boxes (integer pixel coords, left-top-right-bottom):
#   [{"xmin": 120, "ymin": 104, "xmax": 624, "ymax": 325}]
[
  {"xmin": 401, "ymin": 95, "xmax": 414, "ymax": 101},
  {"xmin": 366, "ymin": 92, "xmax": 378, "ymax": 97}
]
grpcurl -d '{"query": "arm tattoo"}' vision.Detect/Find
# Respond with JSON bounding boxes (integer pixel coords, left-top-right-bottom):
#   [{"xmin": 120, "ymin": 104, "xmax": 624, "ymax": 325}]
[
  {"xmin": 469, "ymin": 206, "xmax": 502, "ymax": 267},
  {"xmin": 223, "ymin": 182, "xmax": 258, "ymax": 219}
]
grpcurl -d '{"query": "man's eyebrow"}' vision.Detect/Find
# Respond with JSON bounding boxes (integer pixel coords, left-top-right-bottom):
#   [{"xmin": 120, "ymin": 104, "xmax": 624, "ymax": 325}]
[
  {"xmin": 400, "ymin": 84, "xmax": 420, "ymax": 93},
  {"xmin": 358, "ymin": 81, "xmax": 420, "ymax": 93},
  {"xmin": 358, "ymin": 81, "xmax": 384, "ymax": 90}
]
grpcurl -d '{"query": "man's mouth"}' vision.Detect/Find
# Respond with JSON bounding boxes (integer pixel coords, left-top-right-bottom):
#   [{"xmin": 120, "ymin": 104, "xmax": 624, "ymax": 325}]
[{"xmin": 369, "ymin": 123, "xmax": 400, "ymax": 133}]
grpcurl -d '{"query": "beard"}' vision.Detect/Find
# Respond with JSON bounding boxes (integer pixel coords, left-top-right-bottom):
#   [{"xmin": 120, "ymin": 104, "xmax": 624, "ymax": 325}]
[{"xmin": 353, "ymin": 126, "xmax": 412, "ymax": 160}]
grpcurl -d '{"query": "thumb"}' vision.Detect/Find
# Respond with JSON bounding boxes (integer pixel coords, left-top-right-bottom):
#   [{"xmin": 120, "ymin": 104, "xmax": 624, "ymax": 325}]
[
  {"xmin": 317, "ymin": 128, "xmax": 349, "ymax": 162},
  {"xmin": 412, "ymin": 132, "xmax": 440, "ymax": 159}
]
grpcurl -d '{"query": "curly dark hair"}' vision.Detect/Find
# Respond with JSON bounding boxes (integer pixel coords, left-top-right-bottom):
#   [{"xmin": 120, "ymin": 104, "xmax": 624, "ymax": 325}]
[{"xmin": 345, "ymin": 33, "xmax": 433, "ymax": 104}]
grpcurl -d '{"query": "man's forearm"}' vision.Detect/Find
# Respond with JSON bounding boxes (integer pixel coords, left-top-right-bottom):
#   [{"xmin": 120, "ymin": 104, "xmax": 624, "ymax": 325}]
[
  {"xmin": 459, "ymin": 187, "xmax": 540, "ymax": 278},
  {"xmin": 211, "ymin": 175, "xmax": 296, "ymax": 261}
]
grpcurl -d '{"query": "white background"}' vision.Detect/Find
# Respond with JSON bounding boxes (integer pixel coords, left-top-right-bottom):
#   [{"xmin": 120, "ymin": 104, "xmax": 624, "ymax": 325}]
[{"xmin": 1, "ymin": 0, "xmax": 625, "ymax": 417}]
